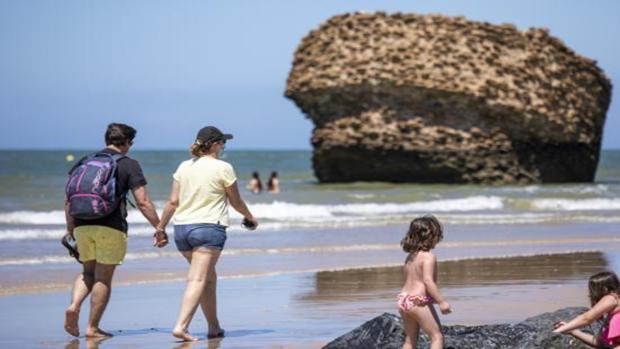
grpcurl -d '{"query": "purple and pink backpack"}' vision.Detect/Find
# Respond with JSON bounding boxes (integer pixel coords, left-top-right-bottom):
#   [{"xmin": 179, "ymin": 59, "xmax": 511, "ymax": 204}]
[{"xmin": 65, "ymin": 152, "xmax": 125, "ymax": 220}]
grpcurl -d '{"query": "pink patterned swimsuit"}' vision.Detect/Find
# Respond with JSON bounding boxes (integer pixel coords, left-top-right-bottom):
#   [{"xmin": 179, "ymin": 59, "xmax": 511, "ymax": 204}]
[
  {"xmin": 601, "ymin": 309, "xmax": 620, "ymax": 347},
  {"xmin": 397, "ymin": 292, "xmax": 434, "ymax": 312}
]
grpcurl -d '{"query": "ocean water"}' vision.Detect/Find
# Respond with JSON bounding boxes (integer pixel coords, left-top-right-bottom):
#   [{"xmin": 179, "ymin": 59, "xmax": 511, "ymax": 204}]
[{"xmin": 0, "ymin": 150, "xmax": 619, "ymax": 294}]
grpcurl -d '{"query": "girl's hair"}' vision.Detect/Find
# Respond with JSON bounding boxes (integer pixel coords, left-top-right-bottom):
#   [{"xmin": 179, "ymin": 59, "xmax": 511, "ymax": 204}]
[
  {"xmin": 401, "ymin": 215, "xmax": 443, "ymax": 253},
  {"xmin": 189, "ymin": 140, "xmax": 216, "ymax": 157},
  {"xmin": 588, "ymin": 271, "xmax": 620, "ymax": 306}
]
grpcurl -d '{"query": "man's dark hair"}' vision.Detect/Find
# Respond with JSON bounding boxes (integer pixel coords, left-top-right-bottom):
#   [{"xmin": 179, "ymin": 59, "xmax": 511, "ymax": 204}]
[{"xmin": 105, "ymin": 123, "xmax": 137, "ymax": 146}]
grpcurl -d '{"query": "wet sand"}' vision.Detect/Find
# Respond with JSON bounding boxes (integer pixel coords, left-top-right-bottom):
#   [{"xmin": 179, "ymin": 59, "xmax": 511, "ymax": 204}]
[
  {"xmin": 2, "ymin": 221, "xmax": 619, "ymax": 296},
  {"xmin": 0, "ymin": 251, "xmax": 615, "ymax": 349}
]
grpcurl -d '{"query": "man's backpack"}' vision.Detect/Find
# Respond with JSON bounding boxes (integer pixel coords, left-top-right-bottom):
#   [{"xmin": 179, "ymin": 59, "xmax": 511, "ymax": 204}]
[{"xmin": 65, "ymin": 152, "xmax": 125, "ymax": 220}]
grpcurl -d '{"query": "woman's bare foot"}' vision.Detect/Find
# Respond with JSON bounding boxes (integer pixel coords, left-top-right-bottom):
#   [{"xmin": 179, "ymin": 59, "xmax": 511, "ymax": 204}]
[
  {"xmin": 172, "ymin": 327, "xmax": 198, "ymax": 342},
  {"xmin": 85, "ymin": 327, "xmax": 114, "ymax": 338},
  {"xmin": 64, "ymin": 308, "xmax": 80, "ymax": 337},
  {"xmin": 207, "ymin": 327, "xmax": 225, "ymax": 339}
]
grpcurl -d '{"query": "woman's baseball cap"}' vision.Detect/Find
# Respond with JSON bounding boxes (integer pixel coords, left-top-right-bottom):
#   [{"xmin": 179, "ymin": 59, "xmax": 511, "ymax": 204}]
[{"xmin": 195, "ymin": 126, "xmax": 233, "ymax": 144}]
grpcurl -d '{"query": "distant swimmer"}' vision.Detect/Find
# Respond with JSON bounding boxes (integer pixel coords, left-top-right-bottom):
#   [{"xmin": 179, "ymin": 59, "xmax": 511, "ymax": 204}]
[
  {"xmin": 267, "ymin": 171, "xmax": 280, "ymax": 194},
  {"xmin": 247, "ymin": 171, "xmax": 262, "ymax": 194}
]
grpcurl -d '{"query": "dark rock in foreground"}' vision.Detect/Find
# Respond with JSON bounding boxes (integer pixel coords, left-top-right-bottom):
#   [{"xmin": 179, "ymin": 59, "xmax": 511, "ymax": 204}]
[{"xmin": 323, "ymin": 307, "xmax": 601, "ymax": 349}]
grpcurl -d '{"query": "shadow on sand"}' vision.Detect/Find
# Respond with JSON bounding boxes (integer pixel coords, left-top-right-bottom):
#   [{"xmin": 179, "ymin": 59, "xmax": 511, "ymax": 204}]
[{"xmin": 62, "ymin": 328, "xmax": 275, "ymax": 349}]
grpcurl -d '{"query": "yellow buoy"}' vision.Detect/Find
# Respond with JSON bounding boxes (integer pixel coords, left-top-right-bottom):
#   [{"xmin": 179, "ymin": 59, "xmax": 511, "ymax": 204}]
[{"xmin": 66, "ymin": 154, "xmax": 75, "ymax": 162}]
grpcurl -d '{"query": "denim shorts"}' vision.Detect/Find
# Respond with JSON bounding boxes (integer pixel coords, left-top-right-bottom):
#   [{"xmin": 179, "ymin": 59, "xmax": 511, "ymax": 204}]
[{"xmin": 174, "ymin": 223, "xmax": 227, "ymax": 251}]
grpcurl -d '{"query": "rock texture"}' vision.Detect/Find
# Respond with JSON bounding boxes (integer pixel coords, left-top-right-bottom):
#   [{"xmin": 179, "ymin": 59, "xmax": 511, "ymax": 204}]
[
  {"xmin": 285, "ymin": 12, "xmax": 612, "ymax": 184},
  {"xmin": 322, "ymin": 307, "xmax": 602, "ymax": 349}
]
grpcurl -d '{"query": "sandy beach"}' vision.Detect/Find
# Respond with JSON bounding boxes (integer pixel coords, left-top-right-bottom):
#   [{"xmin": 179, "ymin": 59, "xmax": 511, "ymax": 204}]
[
  {"xmin": 1, "ymin": 150, "xmax": 619, "ymax": 348},
  {"xmin": 1, "ymin": 0, "xmax": 619, "ymax": 344},
  {"xmin": 0, "ymin": 251, "xmax": 615, "ymax": 349}
]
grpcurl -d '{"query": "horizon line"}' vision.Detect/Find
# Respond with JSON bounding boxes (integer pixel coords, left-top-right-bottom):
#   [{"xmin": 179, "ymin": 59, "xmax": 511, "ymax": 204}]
[
  {"xmin": 0, "ymin": 147, "xmax": 313, "ymax": 152},
  {"xmin": 1, "ymin": 147, "xmax": 619, "ymax": 152}
]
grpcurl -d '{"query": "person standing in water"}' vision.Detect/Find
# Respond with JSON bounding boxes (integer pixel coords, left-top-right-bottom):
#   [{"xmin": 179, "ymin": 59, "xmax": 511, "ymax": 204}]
[
  {"xmin": 267, "ymin": 171, "xmax": 280, "ymax": 194},
  {"xmin": 247, "ymin": 171, "xmax": 262, "ymax": 194},
  {"xmin": 156, "ymin": 126, "xmax": 258, "ymax": 341}
]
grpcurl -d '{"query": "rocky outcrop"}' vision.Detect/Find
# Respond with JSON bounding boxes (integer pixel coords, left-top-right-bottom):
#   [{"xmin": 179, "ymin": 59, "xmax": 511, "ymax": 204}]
[
  {"xmin": 322, "ymin": 307, "xmax": 601, "ymax": 349},
  {"xmin": 285, "ymin": 12, "xmax": 612, "ymax": 184}
]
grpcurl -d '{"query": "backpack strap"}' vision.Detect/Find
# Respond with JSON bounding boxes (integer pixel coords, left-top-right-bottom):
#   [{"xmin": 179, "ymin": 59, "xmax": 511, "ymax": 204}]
[
  {"xmin": 110, "ymin": 153, "xmax": 126, "ymax": 162},
  {"xmin": 108, "ymin": 153, "xmax": 136, "ymax": 208},
  {"xmin": 67, "ymin": 153, "xmax": 95, "ymax": 175}
]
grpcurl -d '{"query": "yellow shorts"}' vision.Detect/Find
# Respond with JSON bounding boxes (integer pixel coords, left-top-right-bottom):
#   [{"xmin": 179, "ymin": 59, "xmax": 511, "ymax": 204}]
[{"xmin": 74, "ymin": 226, "xmax": 127, "ymax": 265}]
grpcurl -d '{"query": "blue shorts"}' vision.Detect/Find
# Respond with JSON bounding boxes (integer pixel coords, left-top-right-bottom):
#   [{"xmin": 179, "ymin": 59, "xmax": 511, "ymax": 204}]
[{"xmin": 174, "ymin": 223, "xmax": 227, "ymax": 251}]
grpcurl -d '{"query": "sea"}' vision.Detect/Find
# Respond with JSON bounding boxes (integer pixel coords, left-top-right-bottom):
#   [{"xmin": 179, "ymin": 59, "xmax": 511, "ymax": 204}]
[{"xmin": 0, "ymin": 149, "xmax": 619, "ymax": 296}]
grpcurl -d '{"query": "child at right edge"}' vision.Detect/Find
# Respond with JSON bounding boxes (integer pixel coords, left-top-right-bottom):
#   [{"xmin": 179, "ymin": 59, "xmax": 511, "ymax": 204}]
[
  {"xmin": 398, "ymin": 215, "xmax": 452, "ymax": 349},
  {"xmin": 553, "ymin": 271, "xmax": 620, "ymax": 348}
]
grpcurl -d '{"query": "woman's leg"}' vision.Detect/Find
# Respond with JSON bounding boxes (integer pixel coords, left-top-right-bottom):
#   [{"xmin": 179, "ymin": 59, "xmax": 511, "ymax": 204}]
[
  {"xmin": 399, "ymin": 310, "xmax": 420, "ymax": 349},
  {"xmin": 173, "ymin": 248, "xmax": 221, "ymax": 341},
  {"xmin": 180, "ymin": 248, "xmax": 223, "ymax": 335},
  {"xmin": 200, "ymin": 268, "xmax": 223, "ymax": 335},
  {"xmin": 411, "ymin": 305, "xmax": 443, "ymax": 349}
]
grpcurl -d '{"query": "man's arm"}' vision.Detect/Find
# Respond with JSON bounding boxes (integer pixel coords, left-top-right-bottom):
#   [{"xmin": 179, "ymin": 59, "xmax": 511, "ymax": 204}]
[
  {"xmin": 131, "ymin": 185, "xmax": 160, "ymax": 229},
  {"xmin": 64, "ymin": 199, "xmax": 75, "ymax": 237}
]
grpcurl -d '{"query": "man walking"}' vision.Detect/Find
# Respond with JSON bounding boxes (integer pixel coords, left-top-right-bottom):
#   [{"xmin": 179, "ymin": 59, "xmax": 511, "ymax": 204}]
[{"xmin": 63, "ymin": 123, "xmax": 167, "ymax": 338}]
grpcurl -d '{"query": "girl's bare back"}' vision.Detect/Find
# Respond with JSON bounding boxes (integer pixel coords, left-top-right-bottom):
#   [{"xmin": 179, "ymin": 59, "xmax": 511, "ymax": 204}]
[{"xmin": 401, "ymin": 251, "xmax": 435, "ymax": 296}]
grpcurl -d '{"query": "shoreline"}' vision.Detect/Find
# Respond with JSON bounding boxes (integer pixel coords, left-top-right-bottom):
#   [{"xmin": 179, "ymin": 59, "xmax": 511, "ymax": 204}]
[{"xmin": 1, "ymin": 248, "xmax": 614, "ymax": 297}]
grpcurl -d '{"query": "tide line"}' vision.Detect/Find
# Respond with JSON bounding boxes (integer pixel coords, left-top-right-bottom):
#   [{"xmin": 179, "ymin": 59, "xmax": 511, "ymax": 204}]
[{"xmin": 0, "ymin": 236, "xmax": 619, "ymax": 267}]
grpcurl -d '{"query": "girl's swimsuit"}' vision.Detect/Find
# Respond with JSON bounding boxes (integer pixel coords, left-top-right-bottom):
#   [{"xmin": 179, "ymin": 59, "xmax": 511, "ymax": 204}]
[
  {"xmin": 397, "ymin": 292, "xmax": 434, "ymax": 312},
  {"xmin": 601, "ymin": 309, "xmax": 620, "ymax": 347}
]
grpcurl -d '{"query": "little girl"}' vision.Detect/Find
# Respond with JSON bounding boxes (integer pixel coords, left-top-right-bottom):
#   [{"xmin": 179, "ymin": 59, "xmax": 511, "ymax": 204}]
[
  {"xmin": 553, "ymin": 271, "xmax": 620, "ymax": 348},
  {"xmin": 398, "ymin": 215, "xmax": 452, "ymax": 349}
]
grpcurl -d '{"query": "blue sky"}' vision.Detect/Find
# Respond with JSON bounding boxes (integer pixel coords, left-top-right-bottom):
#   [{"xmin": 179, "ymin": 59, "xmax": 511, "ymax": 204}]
[{"xmin": 0, "ymin": 1, "xmax": 618, "ymax": 150}]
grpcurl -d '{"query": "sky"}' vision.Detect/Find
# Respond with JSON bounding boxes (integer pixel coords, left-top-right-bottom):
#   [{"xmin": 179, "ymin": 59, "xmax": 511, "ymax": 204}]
[{"xmin": 0, "ymin": 1, "xmax": 618, "ymax": 150}]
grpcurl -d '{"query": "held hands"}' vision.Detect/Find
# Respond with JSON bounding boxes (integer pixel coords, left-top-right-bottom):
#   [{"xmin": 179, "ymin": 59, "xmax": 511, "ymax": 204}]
[
  {"xmin": 439, "ymin": 301, "xmax": 453, "ymax": 314},
  {"xmin": 153, "ymin": 229, "xmax": 168, "ymax": 248}
]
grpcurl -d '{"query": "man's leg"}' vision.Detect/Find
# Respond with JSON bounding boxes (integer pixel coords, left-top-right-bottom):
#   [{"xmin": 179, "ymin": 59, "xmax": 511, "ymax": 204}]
[
  {"xmin": 64, "ymin": 261, "xmax": 96, "ymax": 337},
  {"xmin": 85, "ymin": 263, "xmax": 116, "ymax": 338}
]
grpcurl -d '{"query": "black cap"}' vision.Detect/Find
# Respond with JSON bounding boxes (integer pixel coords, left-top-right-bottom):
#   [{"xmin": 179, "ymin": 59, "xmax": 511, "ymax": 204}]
[{"xmin": 195, "ymin": 126, "xmax": 233, "ymax": 145}]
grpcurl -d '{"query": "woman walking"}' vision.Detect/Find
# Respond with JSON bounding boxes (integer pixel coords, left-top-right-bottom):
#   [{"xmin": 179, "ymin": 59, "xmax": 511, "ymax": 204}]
[{"xmin": 156, "ymin": 126, "xmax": 258, "ymax": 341}]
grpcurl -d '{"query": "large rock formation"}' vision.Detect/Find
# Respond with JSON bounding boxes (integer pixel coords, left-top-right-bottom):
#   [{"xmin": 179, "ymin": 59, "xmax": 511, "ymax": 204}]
[
  {"xmin": 285, "ymin": 12, "xmax": 612, "ymax": 184},
  {"xmin": 322, "ymin": 307, "xmax": 601, "ymax": 349}
]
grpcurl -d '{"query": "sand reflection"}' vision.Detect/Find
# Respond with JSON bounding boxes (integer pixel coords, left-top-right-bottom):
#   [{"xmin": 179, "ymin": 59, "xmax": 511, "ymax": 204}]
[{"xmin": 300, "ymin": 252, "xmax": 608, "ymax": 301}]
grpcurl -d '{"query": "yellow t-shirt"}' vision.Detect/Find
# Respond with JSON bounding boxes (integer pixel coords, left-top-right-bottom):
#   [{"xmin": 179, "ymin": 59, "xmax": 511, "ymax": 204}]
[{"xmin": 172, "ymin": 157, "xmax": 237, "ymax": 226}]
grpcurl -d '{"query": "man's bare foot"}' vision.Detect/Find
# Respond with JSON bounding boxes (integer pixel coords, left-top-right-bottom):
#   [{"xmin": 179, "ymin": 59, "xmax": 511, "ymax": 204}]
[
  {"xmin": 85, "ymin": 327, "xmax": 114, "ymax": 338},
  {"xmin": 172, "ymin": 327, "xmax": 198, "ymax": 342},
  {"xmin": 64, "ymin": 308, "xmax": 80, "ymax": 337}
]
